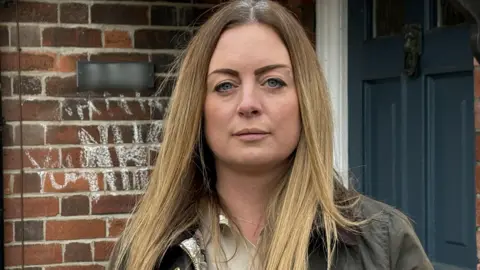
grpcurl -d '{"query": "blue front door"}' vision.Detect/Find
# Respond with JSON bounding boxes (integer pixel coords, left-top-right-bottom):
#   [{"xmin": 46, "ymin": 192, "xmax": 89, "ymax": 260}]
[{"xmin": 348, "ymin": 0, "xmax": 476, "ymax": 268}]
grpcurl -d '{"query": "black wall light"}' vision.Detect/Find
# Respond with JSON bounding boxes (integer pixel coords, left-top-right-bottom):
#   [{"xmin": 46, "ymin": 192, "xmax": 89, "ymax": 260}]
[{"xmin": 76, "ymin": 61, "xmax": 155, "ymax": 92}]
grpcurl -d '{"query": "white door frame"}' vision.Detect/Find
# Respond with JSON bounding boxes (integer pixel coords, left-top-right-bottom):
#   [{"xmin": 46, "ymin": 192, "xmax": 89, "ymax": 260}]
[{"xmin": 316, "ymin": 0, "xmax": 350, "ymax": 185}]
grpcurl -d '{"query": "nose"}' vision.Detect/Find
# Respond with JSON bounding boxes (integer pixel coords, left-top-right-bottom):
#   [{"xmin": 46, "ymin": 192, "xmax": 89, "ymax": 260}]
[{"xmin": 237, "ymin": 82, "xmax": 262, "ymax": 118}]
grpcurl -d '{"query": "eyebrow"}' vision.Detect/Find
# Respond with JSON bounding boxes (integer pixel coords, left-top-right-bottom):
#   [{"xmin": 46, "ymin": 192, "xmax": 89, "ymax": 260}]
[{"xmin": 207, "ymin": 64, "xmax": 291, "ymax": 77}]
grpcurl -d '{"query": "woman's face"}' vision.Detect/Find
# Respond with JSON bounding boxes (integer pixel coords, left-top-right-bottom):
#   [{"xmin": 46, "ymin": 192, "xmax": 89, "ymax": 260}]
[{"xmin": 204, "ymin": 23, "xmax": 301, "ymax": 171}]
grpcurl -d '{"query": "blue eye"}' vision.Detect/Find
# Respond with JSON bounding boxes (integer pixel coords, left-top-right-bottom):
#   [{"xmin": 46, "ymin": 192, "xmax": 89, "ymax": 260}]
[
  {"xmin": 265, "ymin": 78, "xmax": 286, "ymax": 88},
  {"xmin": 215, "ymin": 82, "xmax": 235, "ymax": 92}
]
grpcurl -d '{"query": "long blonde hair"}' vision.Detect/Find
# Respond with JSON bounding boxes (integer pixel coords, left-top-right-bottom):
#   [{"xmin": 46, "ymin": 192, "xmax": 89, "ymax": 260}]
[{"xmin": 109, "ymin": 0, "xmax": 364, "ymax": 269}]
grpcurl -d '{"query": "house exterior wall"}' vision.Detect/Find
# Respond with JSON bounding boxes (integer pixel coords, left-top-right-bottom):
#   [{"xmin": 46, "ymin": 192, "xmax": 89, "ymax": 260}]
[
  {"xmin": 475, "ymin": 57, "xmax": 480, "ymax": 267},
  {"xmin": 0, "ymin": 0, "xmax": 314, "ymax": 268}
]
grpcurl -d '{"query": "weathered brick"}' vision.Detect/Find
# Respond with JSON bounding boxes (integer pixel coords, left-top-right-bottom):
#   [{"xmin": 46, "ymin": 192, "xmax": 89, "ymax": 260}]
[
  {"xmin": 135, "ymin": 29, "xmax": 191, "ymax": 49},
  {"xmin": 94, "ymin": 241, "xmax": 115, "ymax": 261},
  {"xmin": 46, "ymin": 265, "xmax": 104, "ymax": 270},
  {"xmin": 0, "ymin": 25, "xmax": 8, "ymax": 46},
  {"xmin": 4, "ymin": 174, "xmax": 12, "ymax": 195},
  {"xmin": 151, "ymin": 53, "xmax": 176, "ymax": 73},
  {"xmin": 13, "ymin": 75, "xmax": 42, "ymax": 95},
  {"xmin": 0, "ymin": 2, "xmax": 58, "ymax": 23},
  {"xmin": 108, "ymin": 124, "xmax": 148, "ymax": 144},
  {"xmin": 22, "ymin": 100, "xmax": 61, "ymax": 121},
  {"xmin": 108, "ymin": 218, "xmax": 127, "ymax": 237},
  {"xmin": 151, "ymin": 6, "xmax": 177, "ymax": 26},
  {"xmin": 3, "ymin": 99, "xmax": 20, "ymax": 121},
  {"xmin": 14, "ymin": 124, "xmax": 45, "ymax": 145},
  {"xmin": 46, "ymin": 76, "xmax": 77, "ymax": 96},
  {"xmin": 5, "ymin": 244, "xmax": 62, "ymax": 267},
  {"xmin": 15, "ymin": 220, "xmax": 44, "ymax": 241},
  {"xmin": 3, "ymin": 148, "xmax": 21, "ymax": 170},
  {"xmin": 5, "ymin": 197, "xmax": 59, "ymax": 219},
  {"xmin": 90, "ymin": 53, "xmax": 149, "ymax": 62},
  {"xmin": 1, "ymin": 76, "xmax": 11, "ymax": 96},
  {"xmin": 111, "ymin": 170, "xmax": 149, "ymax": 191},
  {"xmin": 178, "ymin": 6, "xmax": 213, "ymax": 26},
  {"xmin": 43, "ymin": 27, "xmax": 102, "ymax": 48},
  {"xmin": 62, "ymin": 195, "xmax": 90, "ymax": 216},
  {"xmin": 61, "ymin": 3, "xmax": 88, "ymax": 24},
  {"xmin": 46, "ymin": 125, "xmax": 98, "ymax": 144},
  {"xmin": 42, "ymin": 172, "xmax": 104, "ymax": 193},
  {"xmin": 65, "ymin": 242, "xmax": 92, "ymax": 262},
  {"xmin": 3, "ymin": 123, "xmax": 15, "ymax": 146},
  {"xmin": 91, "ymin": 100, "xmax": 150, "ymax": 120},
  {"xmin": 151, "ymin": 99, "xmax": 168, "ymax": 120},
  {"xmin": 62, "ymin": 146, "xmax": 119, "ymax": 168},
  {"xmin": 46, "ymin": 219, "xmax": 106, "ymax": 240},
  {"xmin": 92, "ymin": 194, "xmax": 140, "ymax": 215},
  {"xmin": 11, "ymin": 25, "xmax": 41, "ymax": 47},
  {"xmin": 1, "ymin": 52, "xmax": 55, "ymax": 71},
  {"xmin": 104, "ymin": 30, "xmax": 132, "ymax": 48},
  {"xmin": 5, "ymin": 222, "xmax": 13, "ymax": 243},
  {"xmin": 55, "ymin": 53, "xmax": 88, "ymax": 72},
  {"xmin": 22, "ymin": 148, "xmax": 60, "ymax": 169},
  {"xmin": 91, "ymin": 4, "xmax": 148, "ymax": 25},
  {"xmin": 13, "ymin": 173, "xmax": 41, "ymax": 193}
]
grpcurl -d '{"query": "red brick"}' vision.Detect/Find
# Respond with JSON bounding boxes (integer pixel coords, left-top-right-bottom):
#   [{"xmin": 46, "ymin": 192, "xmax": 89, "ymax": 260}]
[
  {"xmin": 91, "ymin": 100, "xmax": 150, "ymax": 120},
  {"xmin": 475, "ymin": 68, "xmax": 480, "ymax": 98},
  {"xmin": 3, "ymin": 124, "xmax": 15, "ymax": 146},
  {"xmin": 91, "ymin": 4, "xmax": 148, "ymax": 25},
  {"xmin": 13, "ymin": 173, "xmax": 41, "ymax": 193},
  {"xmin": 108, "ymin": 218, "xmax": 127, "ymax": 237},
  {"xmin": 47, "ymin": 125, "xmax": 99, "ymax": 145},
  {"xmin": 5, "ymin": 197, "xmax": 59, "ymax": 219},
  {"xmin": 22, "ymin": 100, "xmax": 61, "ymax": 121},
  {"xmin": 92, "ymin": 194, "xmax": 140, "ymax": 215},
  {"xmin": 63, "ymin": 147, "xmax": 118, "ymax": 168},
  {"xmin": 94, "ymin": 241, "xmax": 115, "ymax": 261},
  {"xmin": 0, "ymin": 2, "xmax": 58, "ymax": 23},
  {"xmin": 3, "ymin": 148, "xmax": 21, "ymax": 170},
  {"xmin": 65, "ymin": 242, "xmax": 92, "ymax": 262},
  {"xmin": 4, "ymin": 174, "xmax": 12, "ymax": 195},
  {"xmin": 46, "ymin": 219, "xmax": 106, "ymax": 240},
  {"xmin": 476, "ymin": 134, "xmax": 480, "ymax": 161},
  {"xmin": 61, "ymin": 99, "xmax": 90, "ymax": 121},
  {"xmin": 11, "ymin": 25, "xmax": 41, "ymax": 47},
  {"xmin": 23, "ymin": 148, "xmax": 60, "ymax": 169},
  {"xmin": 62, "ymin": 195, "xmax": 90, "ymax": 216},
  {"xmin": 90, "ymin": 53, "xmax": 148, "ymax": 62},
  {"xmin": 60, "ymin": 3, "xmax": 88, "ymax": 24},
  {"xmin": 55, "ymin": 54, "xmax": 88, "ymax": 73},
  {"xmin": 13, "ymin": 75, "xmax": 42, "ymax": 95},
  {"xmin": 105, "ymin": 30, "xmax": 132, "ymax": 48},
  {"xmin": 43, "ymin": 27, "xmax": 102, "ymax": 48},
  {"xmin": 3, "ymin": 99, "xmax": 21, "ymax": 121},
  {"xmin": 62, "ymin": 147, "xmax": 84, "ymax": 168},
  {"xmin": 43, "ymin": 172, "xmax": 104, "ymax": 193},
  {"xmin": 15, "ymin": 124, "xmax": 45, "ymax": 145},
  {"xmin": 4, "ymin": 222, "xmax": 13, "ymax": 243},
  {"xmin": 15, "ymin": 220, "xmax": 44, "ymax": 241},
  {"xmin": 135, "ymin": 29, "xmax": 190, "ymax": 49},
  {"xmin": 0, "ymin": 25, "xmax": 8, "ymax": 46},
  {"xmin": 5, "ymin": 244, "xmax": 62, "ymax": 267},
  {"xmin": 46, "ymin": 265, "xmax": 104, "ymax": 270},
  {"xmin": 1, "ymin": 52, "xmax": 56, "ymax": 71},
  {"xmin": 1, "ymin": 76, "xmax": 12, "ymax": 96},
  {"xmin": 45, "ymin": 76, "xmax": 77, "ymax": 96}
]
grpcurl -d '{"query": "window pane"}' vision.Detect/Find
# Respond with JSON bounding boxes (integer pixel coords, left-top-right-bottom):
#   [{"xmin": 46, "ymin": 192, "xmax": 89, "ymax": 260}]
[
  {"xmin": 436, "ymin": 0, "xmax": 469, "ymax": 27},
  {"xmin": 373, "ymin": 0, "xmax": 404, "ymax": 37}
]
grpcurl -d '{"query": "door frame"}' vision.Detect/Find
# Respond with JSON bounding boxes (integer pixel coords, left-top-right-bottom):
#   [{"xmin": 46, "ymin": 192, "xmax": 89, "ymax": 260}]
[{"xmin": 315, "ymin": 0, "xmax": 349, "ymax": 185}]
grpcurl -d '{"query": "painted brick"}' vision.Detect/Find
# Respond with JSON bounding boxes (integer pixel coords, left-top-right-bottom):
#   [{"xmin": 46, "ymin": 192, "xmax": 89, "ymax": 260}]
[
  {"xmin": 135, "ymin": 29, "xmax": 191, "ymax": 49},
  {"xmin": 91, "ymin": 4, "xmax": 148, "ymax": 25},
  {"xmin": 60, "ymin": 3, "xmax": 89, "ymax": 24},
  {"xmin": 15, "ymin": 220, "xmax": 44, "ymax": 241},
  {"xmin": 1, "ymin": 52, "xmax": 56, "ymax": 71},
  {"xmin": 13, "ymin": 75, "xmax": 42, "ymax": 95},
  {"xmin": 11, "ymin": 25, "xmax": 41, "ymax": 47},
  {"xmin": 94, "ymin": 241, "xmax": 115, "ymax": 261},
  {"xmin": 42, "ymin": 172, "xmax": 104, "ymax": 193},
  {"xmin": 0, "ymin": 2, "xmax": 58, "ymax": 23},
  {"xmin": 22, "ymin": 148, "xmax": 60, "ymax": 169},
  {"xmin": 46, "ymin": 219, "xmax": 106, "ymax": 240},
  {"xmin": 43, "ymin": 27, "xmax": 102, "ymax": 48},
  {"xmin": 62, "ymin": 195, "xmax": 90, "ymax": 216},
  {"xmin": 61, "ymin": 99, "xmax": 90, "ymax": 121},
  {"xmin": 5, "ymin": 197, "xmax": 59, "ymax": 219},
  {"xmin": 92, "ymin": 194, "xmax": 140, "ymax": 215},
  {"xmin": 64, "ymin": 242, "xmax": 92, "ymax": 262},
  {"xmin": 5, "ymin": 244, "xmax": 62, "ymax": 267},
  {"xmin": 104, "ymin": 30, "xmax": 132, "ymax": 48}
]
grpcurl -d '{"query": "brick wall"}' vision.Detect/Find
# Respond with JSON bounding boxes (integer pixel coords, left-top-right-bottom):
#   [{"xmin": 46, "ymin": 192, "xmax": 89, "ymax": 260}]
[{"xmin": 0, "ymin": 0, "xmax": 314, "ymax": 268}]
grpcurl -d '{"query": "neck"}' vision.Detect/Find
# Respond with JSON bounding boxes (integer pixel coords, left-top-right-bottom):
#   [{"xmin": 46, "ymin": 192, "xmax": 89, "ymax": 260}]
[{"xmin": 215, "ymin": 162, "xmax": 288, "ymax": 244}]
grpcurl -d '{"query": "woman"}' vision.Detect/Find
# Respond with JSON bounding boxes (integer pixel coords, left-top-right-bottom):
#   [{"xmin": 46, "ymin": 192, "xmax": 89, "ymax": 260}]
[{"xmin": 109, "ymin": 0, "xmax": 433, "ymax": 269}]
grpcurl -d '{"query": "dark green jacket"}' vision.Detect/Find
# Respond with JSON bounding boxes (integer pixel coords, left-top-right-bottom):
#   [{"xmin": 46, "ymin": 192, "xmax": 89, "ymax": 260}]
[{"xmin": 157, "ymin": 196, "xmax": 433, "ymax": 270}]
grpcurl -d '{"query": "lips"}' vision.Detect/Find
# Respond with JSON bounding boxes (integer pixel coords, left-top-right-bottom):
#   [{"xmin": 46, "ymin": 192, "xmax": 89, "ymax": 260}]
[{"xmin": 233, "ymin": 128, "xmax": 270, "ymax": 141}]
